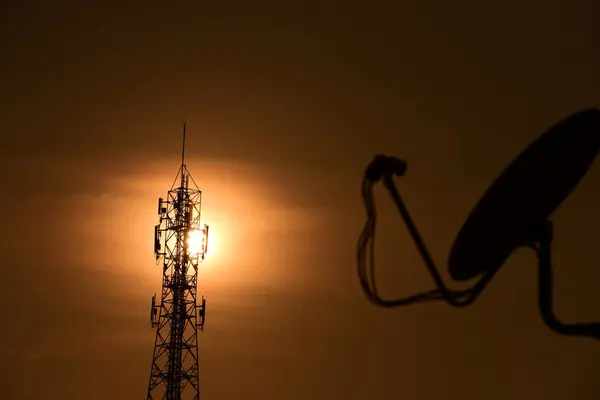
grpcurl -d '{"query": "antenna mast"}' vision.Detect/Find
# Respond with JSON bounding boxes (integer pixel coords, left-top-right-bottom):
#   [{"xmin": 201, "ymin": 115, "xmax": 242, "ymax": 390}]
[
  {"xmin": 182, "ymin": 122, "xmax": 186, "ymax": 168},
  {"xmin": 180, "ymin": 122, "xmax": 187, "ymax": 190},
  {"xmin": 146, "ymin": 124, "xmax": 210, "ymax": 400}
]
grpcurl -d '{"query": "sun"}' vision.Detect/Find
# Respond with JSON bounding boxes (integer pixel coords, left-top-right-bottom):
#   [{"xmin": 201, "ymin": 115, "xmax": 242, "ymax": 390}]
[{"xmin": 186, "ymin": 225, "xmax": 208, "ymax": 258}]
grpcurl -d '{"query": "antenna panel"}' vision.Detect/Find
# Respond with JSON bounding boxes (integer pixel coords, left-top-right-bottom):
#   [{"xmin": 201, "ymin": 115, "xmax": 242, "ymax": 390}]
[
  {"xmin": 154, "ymin": 225, "xmax": 161, "ymax": 254},
  {"xmin": 204, "ymin": 225, "xmax": 209, "ymax": 256}
]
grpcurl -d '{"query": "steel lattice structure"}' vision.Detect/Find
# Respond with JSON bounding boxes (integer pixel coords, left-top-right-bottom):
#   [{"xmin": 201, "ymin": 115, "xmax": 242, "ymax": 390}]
[{"xmin": 146, "ymin": 124, "xmax": 209, "ymax": 400}]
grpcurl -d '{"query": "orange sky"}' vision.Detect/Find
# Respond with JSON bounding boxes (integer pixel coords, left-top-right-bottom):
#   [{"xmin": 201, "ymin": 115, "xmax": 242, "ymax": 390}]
[{"xmin": 2, "ymin": 1, "xmax": 600, "ymax": 399}]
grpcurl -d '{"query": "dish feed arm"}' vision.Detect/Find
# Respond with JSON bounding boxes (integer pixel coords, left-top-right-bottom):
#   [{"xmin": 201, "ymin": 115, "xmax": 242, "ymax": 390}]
[{"xmin": 358, "ymin": 156, "xmax": 497, "ymax": 308}]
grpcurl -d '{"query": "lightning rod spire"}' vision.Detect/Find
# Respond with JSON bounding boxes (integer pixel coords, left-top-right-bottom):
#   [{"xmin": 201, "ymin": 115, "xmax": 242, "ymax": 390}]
[{"xmin": 182, "ymin": 122, "xmax": 187, "ymax": 168}]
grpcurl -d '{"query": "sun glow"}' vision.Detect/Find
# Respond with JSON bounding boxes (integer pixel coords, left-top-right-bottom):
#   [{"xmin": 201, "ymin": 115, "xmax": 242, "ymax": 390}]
[{"xmin": 187, "ymin": 225, "xmax": 209, "ymax": 258}]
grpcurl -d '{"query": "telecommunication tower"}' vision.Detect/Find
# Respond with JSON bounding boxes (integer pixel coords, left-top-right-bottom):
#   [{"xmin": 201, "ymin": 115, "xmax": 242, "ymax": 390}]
[{"xmin": 146, "ymin": 123, "xmax": 210, "ymax": 400}]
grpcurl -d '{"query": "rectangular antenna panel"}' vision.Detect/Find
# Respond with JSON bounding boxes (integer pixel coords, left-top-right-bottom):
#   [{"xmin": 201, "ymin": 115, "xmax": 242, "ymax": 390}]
[{"xmin": 154, "ymin": 225, "xmax": 161, "ymax": 253}]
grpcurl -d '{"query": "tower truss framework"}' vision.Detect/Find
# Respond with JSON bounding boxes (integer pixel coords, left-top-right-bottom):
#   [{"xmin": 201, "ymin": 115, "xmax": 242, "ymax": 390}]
[{"xmin": 146, "ymin": 125, "xmax": 209, "ymax": 400}]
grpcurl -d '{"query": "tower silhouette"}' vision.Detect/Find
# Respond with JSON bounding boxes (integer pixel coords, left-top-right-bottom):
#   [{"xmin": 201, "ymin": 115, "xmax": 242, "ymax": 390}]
[{"xmin": 146, "ymin": 124, "xmax": 209, "ymax": 400}]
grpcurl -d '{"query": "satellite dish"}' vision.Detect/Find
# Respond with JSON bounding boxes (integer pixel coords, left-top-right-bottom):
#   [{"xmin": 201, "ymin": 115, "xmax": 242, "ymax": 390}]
[
  {"xmin": 358, "ymin": 108, "xmax": 600, "ymax": 338},
  {"xmin": 448, "ymin": 109, "xmax": 600, "ymax": 281}
]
